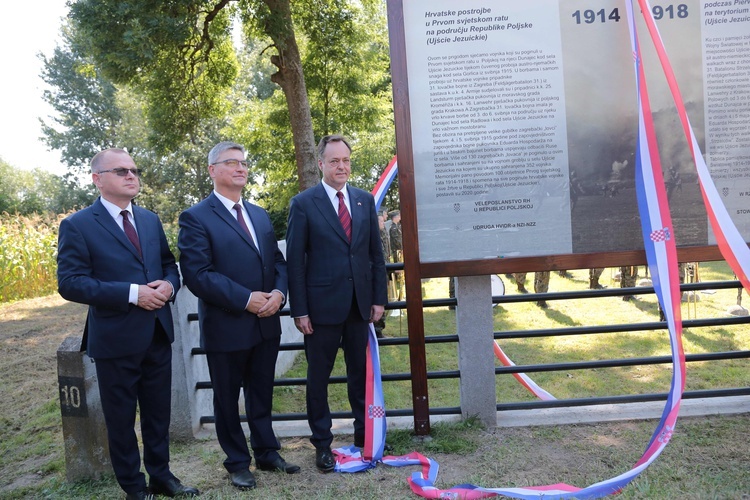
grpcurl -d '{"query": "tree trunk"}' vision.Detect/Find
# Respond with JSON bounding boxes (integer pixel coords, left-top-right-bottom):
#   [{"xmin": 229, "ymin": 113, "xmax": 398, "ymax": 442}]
[{"xmin": 263, "ymin": 0, "xmax": 319, "ymax": 192}]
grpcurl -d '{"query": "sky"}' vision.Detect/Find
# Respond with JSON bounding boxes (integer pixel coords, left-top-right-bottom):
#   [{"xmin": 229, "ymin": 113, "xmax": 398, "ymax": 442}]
[{"xmin": 0, "ymin": 1, "xmax": 69, "ymax": 174}]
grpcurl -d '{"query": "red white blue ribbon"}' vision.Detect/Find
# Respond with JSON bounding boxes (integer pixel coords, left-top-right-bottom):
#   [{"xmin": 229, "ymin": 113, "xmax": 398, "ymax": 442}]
[
  {"xmin": 333, "ymin": 324, "xmax": 388, "ymax": 472},
  {"xmin": 633, "ymin": 0, "xmax": 750, "ymax": 293},
  {"xmin": 493, "ymin": 341, "xmax": 556, "ymax": 401},
  {"xmin": 373, "ymin": 155, "xmax": 399, "ymax": 212},
  {"xmin": 363, "ymin": 321, "xmax": 387, "ymax": 461},
  {"xmin": 626, "ymin": 0, "xmax": 685, "ymax": 465}
]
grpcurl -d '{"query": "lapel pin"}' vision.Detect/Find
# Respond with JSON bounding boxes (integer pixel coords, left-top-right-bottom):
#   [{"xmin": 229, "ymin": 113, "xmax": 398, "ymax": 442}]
[{"xmin": 357, "ymin": 202, "xmax": 362, "ymax": 206}]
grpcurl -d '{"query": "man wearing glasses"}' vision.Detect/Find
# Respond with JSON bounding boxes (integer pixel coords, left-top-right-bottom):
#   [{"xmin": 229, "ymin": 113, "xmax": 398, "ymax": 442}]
[
  {"xmin": 178, "ymin": 141, "xmax": 298, "ymax": 491},
  {"xmin": 57, "ymin": 149, "xmax": 199, "ymax": 499}
]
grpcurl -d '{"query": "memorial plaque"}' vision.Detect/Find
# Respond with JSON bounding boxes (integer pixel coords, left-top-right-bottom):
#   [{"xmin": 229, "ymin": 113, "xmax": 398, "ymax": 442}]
[{"xmin": 396, "ymin": 0, "xmax": 750, "ymax": 263}]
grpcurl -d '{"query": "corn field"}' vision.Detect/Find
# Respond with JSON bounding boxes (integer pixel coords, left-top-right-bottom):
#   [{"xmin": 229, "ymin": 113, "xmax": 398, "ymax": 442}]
[{"xmin": 0, "ymin": 213, "xmax": 65, "ymax": 303}]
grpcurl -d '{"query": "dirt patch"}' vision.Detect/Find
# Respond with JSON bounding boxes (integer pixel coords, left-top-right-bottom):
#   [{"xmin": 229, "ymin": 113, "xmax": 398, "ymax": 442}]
[{"xmin": 1, "ymin": 456, "xmax": 50, "ymax": 492}]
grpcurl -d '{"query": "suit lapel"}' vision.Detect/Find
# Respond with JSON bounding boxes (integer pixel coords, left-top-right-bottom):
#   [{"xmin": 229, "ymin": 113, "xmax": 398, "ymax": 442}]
[
  {"xmin": 349, "ymin": 188, "xmax": 365, "ymax": 245},
  {"xmin": 132, "ymin": 206, "xmax": 151, "ymax": 261},
  {"xmin": 209, "ymin": 193, "xmax": 261, "ymax": 256},
  {"xmin": 242, "ymin": 200, "xmax": 263, "ymax": 257},
  {"xmin": 92, "ymin": 198, "xmax": 142, "ymax": 260},
  {"xmin": 313, "ymin": 183, "xmax": 349, "ymax": 244}
]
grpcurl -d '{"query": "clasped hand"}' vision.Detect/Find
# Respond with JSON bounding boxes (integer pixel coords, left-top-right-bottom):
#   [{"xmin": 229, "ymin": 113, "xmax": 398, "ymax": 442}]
[
  {"xmin": 136, "ymin": 280, "xmax": 173, "ymax": 310},
  {"xmin": 246, "ymin": 291, "xmax": 283, "ymax": 318}
]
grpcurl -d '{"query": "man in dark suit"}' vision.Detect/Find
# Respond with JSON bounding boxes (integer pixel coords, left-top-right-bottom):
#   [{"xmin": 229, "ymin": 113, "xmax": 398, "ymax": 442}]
[
  {"xmin": 286, "ymin": 135, "xmax": 388, "ymax": 472},
  {"xmin": 57, "ymin": 148, "xmax": 198, "ymax": 499},
  {"xmin": 178, "ymin": 141, "xmax": 298, "ymax": 490}
]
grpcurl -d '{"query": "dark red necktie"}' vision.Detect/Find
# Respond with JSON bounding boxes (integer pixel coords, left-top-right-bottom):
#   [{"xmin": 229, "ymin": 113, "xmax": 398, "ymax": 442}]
[
  {"xmin": 337, "ymin": 191, "xmax": 352, "ymax": 242},
  {"xmin": 233, "ymin": 203, "xmax": 258, "ymax": 250},
  {"xmin": 120, "ymin": 210, "xmax": 142, "ymax": 257}
]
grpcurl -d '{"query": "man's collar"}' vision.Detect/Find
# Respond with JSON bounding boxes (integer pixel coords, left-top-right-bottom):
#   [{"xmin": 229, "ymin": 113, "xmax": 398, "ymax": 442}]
[
  {"xmin": 321, "ymin": 181, "xmax": 348, "ymax": 200},
  {"xmin": 213, "ymin": 190, "xmax": 242, "ymax": 211},
  {"xmin": 99, "ymin": 196, "xmax": 133, "ymax": 219}
]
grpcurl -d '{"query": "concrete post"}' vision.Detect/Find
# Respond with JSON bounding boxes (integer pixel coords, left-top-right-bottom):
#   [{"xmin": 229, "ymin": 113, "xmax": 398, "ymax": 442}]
[
  {"xmin": 56, "ymin": 336, "xmax": 111, "ymax": 481},
  {"xmin": 274, "ymin": 241, "xmax": 304, "ymax": 377},
  {"xmin": 169, "ymin": 287, "xmax": 211, "ymax": 440},
  {"xmin": 170, "ymin": 247, "xmax": 302, "ymax": 439},
  {"xmin": 454, "ymin": 275, "xmax": 497, "ymax": 427}
]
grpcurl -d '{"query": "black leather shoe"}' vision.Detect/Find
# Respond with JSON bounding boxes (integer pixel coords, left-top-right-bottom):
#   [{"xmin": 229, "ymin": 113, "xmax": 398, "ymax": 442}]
[
  {"xmin": 126, "ymin": 490, "xmax": 154, "ymax": 500},
  {"xmin": 315, "ymin": 447, "xmax": 335, "ymax": 473},
  {"xmin": 149, "ymin": 477, "xmax": 199, "ymax": 497},
  {"xmin": 229, "ymin": 469, "xmax": 257, "ymax": 490},
  {"xmin": 256, "ymin": 457, "xmax": 301, "ymax": 474}
]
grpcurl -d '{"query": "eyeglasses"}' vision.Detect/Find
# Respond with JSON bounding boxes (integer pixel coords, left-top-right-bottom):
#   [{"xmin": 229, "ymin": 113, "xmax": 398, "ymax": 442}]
[
  {"xmin": 213, "ymin": 159, "xmax": 249, "ymax": 168},
  {"xmin": 96, "ymin": 168, "xmax": 143, "ymax": 177}
]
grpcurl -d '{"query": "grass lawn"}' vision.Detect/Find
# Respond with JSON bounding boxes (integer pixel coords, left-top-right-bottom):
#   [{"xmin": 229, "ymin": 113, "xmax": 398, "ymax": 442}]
[{"xmin": 274, "ymin": 262, "xmax": 749, "ymax": 413}]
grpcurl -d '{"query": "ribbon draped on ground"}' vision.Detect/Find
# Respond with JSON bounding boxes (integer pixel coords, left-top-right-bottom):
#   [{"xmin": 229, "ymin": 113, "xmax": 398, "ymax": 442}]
[
  {"xmin": 338, "ymin": 3, "xmax": 748, "ymax": 495},
  {"xmin": 331, "ymin": 325, "xmax": 446, "ymax": 484},
  {"xmin": 333, "ymin": 323, "xmax": 387, "ymax": 470},
  {"xmin": 333, "ymin": 324, "xmax": 387, "ymax": 471}
]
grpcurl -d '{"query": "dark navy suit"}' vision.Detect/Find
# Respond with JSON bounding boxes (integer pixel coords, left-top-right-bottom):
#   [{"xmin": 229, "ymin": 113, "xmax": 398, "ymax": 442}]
[
  {"xmin": 178, "ymin": 193, "xmax": 287, "ymax": 472},
  {"xmin": 57, "ymin": 197, "xmax": 180, "ymax": 493},
  {"xmin": 286, "ymin": 182, "xmax": 387, "ymax": 448}
]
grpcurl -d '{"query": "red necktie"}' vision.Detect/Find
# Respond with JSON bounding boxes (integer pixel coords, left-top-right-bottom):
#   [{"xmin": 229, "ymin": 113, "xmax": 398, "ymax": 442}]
[
  {"xmin": 120, "ymin": 210, "xmax": 142, "ymax": 257},
  {"xmin": 337, "ymin": 191, "xmax": 352, "ymax": 242},
  {"xmin": 233, "ymin": 203, "xmax": 258, "ymax": 250}
]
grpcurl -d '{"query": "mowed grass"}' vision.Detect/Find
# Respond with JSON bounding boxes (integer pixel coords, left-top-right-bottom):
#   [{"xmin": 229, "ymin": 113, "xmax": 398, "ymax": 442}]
[{"xmin": 273, "ymin": 262, "xmax": 749, "ymax": 413}]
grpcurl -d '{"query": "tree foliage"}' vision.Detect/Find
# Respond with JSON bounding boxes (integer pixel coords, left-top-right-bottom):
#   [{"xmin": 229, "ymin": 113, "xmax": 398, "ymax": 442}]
[
  {"xmin": 0, "ymin": 157, "xmax": 93, "ymax": 215},
  {"xmin": 44, "ymin": 0, "xmax": 398, "ymax": 228},
  {"xmin": 67, "ymin": 0, "xmax": 321, "ymax": 189},
  {"xmin": 69, "ymin": 0, "xmax": 239, "ymax": 152},
  {"xmin": 40, "ymin": 27, "xmax": 122, "ymax": 175}
]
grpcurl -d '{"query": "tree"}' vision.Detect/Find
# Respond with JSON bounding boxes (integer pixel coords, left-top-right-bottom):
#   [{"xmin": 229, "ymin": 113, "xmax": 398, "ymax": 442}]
[
  {"xmin": 47, "ymin": 1, "xmax": 396, "ymax": 230},
  {"xmin": 69, "ymin": 0, "xmax": 319, "ymax": 191},
  {"xmin": 40, "ymin": 27, "xmax": 123, "ymax": 176},
  {"xmin": 296, "ymin": 0, "xmax": 394, "ymax": 188}
]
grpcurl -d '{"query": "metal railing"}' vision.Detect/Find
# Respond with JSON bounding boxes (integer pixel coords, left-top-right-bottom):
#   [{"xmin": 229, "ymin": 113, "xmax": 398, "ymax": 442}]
[{"xmin": 189, "ymin": 274, "xmax": 750, "ymax": 425}]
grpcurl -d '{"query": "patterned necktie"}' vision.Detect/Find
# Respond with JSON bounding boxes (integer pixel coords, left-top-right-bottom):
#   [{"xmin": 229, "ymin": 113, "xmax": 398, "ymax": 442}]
[
  {"xmin": 120, "ymin": 210, "xmax": 142, "ymax": 257},
  {"xmin": 337, "ymin": 191, "xmax": 352, "ymax": 242},
  {"xmin": 233, "ymin": 203, "xmax": 258, "ymax": 250}
]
